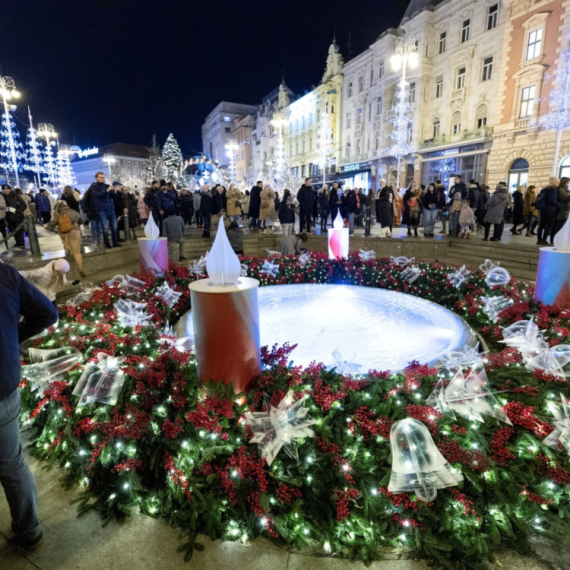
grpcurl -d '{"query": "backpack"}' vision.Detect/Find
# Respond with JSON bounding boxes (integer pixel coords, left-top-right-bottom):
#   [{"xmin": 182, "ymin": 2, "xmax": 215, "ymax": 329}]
[
  {"xmin": 534, "ymin": 191, "xmax": 546, "ymax": 210},
  {"xmin": 58, "ymin": 213, "xmax": 74, "ymax": 234}
]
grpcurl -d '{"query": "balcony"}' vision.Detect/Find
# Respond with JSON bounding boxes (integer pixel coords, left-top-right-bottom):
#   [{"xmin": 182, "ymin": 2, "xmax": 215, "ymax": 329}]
[
  {"xmin": 514, "ymin": 117, "xmax": 531, "ymax": 129},
  {"xmin": 419, "ymin": 127, "xmax": 494, "ymax": 150}
]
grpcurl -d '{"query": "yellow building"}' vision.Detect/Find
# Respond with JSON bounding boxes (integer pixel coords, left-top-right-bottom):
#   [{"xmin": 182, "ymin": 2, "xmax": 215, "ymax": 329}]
[{"xmin": 283, "ymin": 40, "xmax": 344, "ymax": 186}]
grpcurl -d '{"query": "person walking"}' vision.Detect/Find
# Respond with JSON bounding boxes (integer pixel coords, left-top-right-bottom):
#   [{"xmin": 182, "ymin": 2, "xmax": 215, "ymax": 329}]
[
  {"xmin": 0, "ymin": 262, "xmax": 59, "ymax": 552},
  {"xmin": 163, "ymin": 212, "xmax": 186, "ymax": 261},
  {"xmin": 510, "ymin": 185, "xmax": 525, "ymax": 235},
  {"xmin": 522, "ymin": 185, "xmax": 538, "ymax": 236},
  {"xmin": 179, "ymin": 188, "xmax": 194, "ymax": 226},
  {"xmin": 346, "ymin": 187, "xmax": 359, "ymax": 236},
  {"xmin": 278, "ymin": 194, "xmax": 295, "ymax": 235},
  {"xmin": 483, "ymin": 182, "xmax": 511, "ymax": 242},
  {"xmin": 377, "ymin": 183, "xmax": 395, "ymax": 236},
  {"xmin": 297, "ymin": 178, "xmax": 315, "ymax": 233},
  {"xmin": 46, "ymin": 201, "xmax": 85, "ymax": 277},
  {"xmin": 318, "ymin": 185, "xmax": 331, "ymax": 233},
  {"xmin": 193, "ymin": 188, "xmax": 202, "ymax": 227},
  {"xmin": 422, "ymin": 183, "xmax": 440, "ymax": 237},
  {"xmin": 248, "ymin": 181, "xmax": 262, "ymax": 231},
  {"xmin": 2, "ymin": 184, "xmax": 27, "ymax": 248},
  {"xmin": 35, "ymin": 189, "xmax": 52, "ymax": 224},
  {"xmin": 226, "ymin": 183, "xmax": 242, "ymax": 224},
  {"xmin": 200, "ymin": 185, "xmax": 213, "ymax": 238},
  {"xmin": 88, "ymin": 172, "xmax": 121, "ymax": 249},
  {"xmin": 259, "ymin": 184, "xmax": 276, "ymax": 233},
  {"xmin": 476, "ymin": 185, "xmax": 490, "ymax": 232},
  {"xmin": 402, "ymin": 181, "xmax": 416, "ymax": 230},
  {"xmin": 535, "ymin": 177, "xmax": 560, "ymax": 246},
  {"xmin": 551, "ymin": 177, "xmax": 570, "ymax": 243}
]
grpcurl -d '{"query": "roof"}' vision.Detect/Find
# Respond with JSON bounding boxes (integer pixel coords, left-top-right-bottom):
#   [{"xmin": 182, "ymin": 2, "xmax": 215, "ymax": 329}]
[{"xmin": 401, "ymin": 0, "xmax": 443, "ymax": 23}]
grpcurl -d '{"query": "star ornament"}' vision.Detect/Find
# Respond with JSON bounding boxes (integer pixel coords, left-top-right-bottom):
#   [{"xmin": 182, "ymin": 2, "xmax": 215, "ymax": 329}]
[
  {"xmin": 114, "ymin": 299, "xmax": 152, "ymax": 328},
  {"xmin": 544, "ymin": 394, "xmax": 570, "ymax": 456},
  {"xmin": 481, "ymin": 295, "xmax": 514, "ymax": 323},
  {"xmin": 244, "ymin": 390, "xmax": 317, "ymax": 466},
  {"xmin": 260, "ymin": 259, "xmax": 280, "ymax": 278},
  {"xmin": 298, "ymin": 252, "xmax": 312, "ymax": 267},
  {"xmin": 155, "ymin": 282, "xmax": 182, "ymax": 308},
  {"xmin": 358, "ymin": 249, "xmax": 376, "ymax": 261},
  {"xmin": 447, "ymin": 265, "xmax": 471, "ymax": 289}
]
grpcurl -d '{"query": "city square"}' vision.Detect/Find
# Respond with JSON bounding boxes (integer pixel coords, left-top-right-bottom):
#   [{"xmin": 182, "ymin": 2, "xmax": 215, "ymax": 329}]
[{"xmin": 1, "ymin": 1, "xmax": 570, "ymax": 569}]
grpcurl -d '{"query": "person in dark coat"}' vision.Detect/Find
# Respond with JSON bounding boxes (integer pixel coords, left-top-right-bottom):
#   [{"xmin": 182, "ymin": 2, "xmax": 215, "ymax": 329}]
[
  {"xmin": 179, "ymin": 189, "xmax": 194, "ymax": 226},
  {"xmin": 448, "ymin": 175, "xmax": 468, "ymax": 237},
  {"xmin": 248, "ymin": 181, "xmax": 262, "ymax": 230},
  {"xmin": 278, "ymin": 194, "xmax": 296, "ymax": 235},
  {"xmin": 88, "ymin": 172, "xmax": 120, "ymax": 248},
  {"xmin": 402, "ymin": 181, "xmax": 418, "ymax": 228},
  {"xmin": 422, "ymin": 183, "xmax": 440, "ymax": 237},
  {"xmin": 1, "ymin": 184, "xmax": 27, "ymax": 247},
  {"xmin": 318, "ymin": 186, "xmax": 330, "ymax": 233},
  {"xmin": 0, "ymin": 262, "xmax": 59, "ymax": 552},
  {"xmin": 551, "ymin": 177, "xmax": 570, "ymax": 243},
  {"xmin": 510, "ymin": 186, "xmax": 525, "ymax": 234},
  {"xmin": 211, "ymin": 185, "xmax": 227, "ymax": 217},
  {"xmin": 536, "ymin": 177, "xmax": 560, "ymax": 245},
  {"xmin": 61, "ymin": 186, "xmax": 80, "ymax": 213},
  {"xmin": 483, "ymin": 182, "xmax": 512, "ymax": 241},
  {"xmin": 329, "ymin": 181, "xmax": 343, "ymax": 222},
  {"xmin": 35, "ymin": 189, "xmax": 51, "ymax": 224},
  {"xmin": 144, "ymin": 181, "xmax": 161, "ymax": 224},
  {"xmin": 81, "ymin": 185, "xmax": 102, "ymax": 244},
  {"xmin": 200, "ymin": 185, "xmax": 213, "ymax": 237},
  {"xmin": 346, "ymin": 188, "xmax": 359, "ymax": 235},
  {"xmin": 476, "ymin": 185, "xmax": 490, "ymax": 230},
  {"xmin": 377, "ymin": 182, "xmax": 395, "ymax": 233},
  {"xmin": 297, "ymin": 178, "xmax": 315, "ymax": 232},
  {"xmin": 121, "ymin": 187, "xmax": 139, "ymax": 239}
]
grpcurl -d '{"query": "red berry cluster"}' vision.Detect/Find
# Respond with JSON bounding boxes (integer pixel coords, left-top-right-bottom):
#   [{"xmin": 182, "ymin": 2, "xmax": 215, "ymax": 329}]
[
  {"xmin": 489, "ymin": 428, "xmax": 515, "ymax": 466},
  {"xmin": 311, "ymin": 377, "xmax": 347, "ymax": 411},
  {"xmin": 260, "ymin": 342, "xmax": 298, "ymax": 367},
  {"xmin": 536, "ymin": 453, "xmax": 570, "ymax": 485},
  {"xmin": 404, "ymin": 405, "xmax": 442, "ymax": 435},
  {"xmin": 277, "ymin": 484, "xmax": 303, "ymax": 504},
  {"xmin": 186, "ymin": 403, "xmax": 223, "ymax": 434},
  {"xmin": 448, "ymin": 488, "xmax": 477, "ymax": 517},
  {"xmin": 111, "ymin": 458, "xmax": 146, "ymax": 474},
  {"xmin": 335, "ymin": 488, "xmax": 360, "ymax": 521},
  {"xmin": 520, "ymin": 487, "xmax": 553, "ymax": 506},
  {"xmin": 162, "ymin": 418, "xmax": 183, "ymax": 439},
  {"xmin": 163, "ymin": 453, "xmax": 192, "ymax": 500},
  {"xmin": 378, "ymin": 487, "xmax": 426, "ymax": 511},
  {"xmin": 437, "ymin": 439, "xmax": 489, "ymax": 472},
  {"xmin": 403, "ymin": 362, "xmax": 438, "ymax": 392},
  {"xmin": 510, "ymin": 386, "xmax": 541, "ymax": 397},
  {"xmin": 452, "ymin": 425, "xmax": 468, "ymax": 435},
  {"xmin": 352, "ymin": 406, "xmax": 393, "ymax": 440},
  {"xmin": 392, "ymin": 513, "xmax": 425, "ymax": 530},
  {"xmin": 503, "ymin": 401, "xmax": 553, "ymax": 437}
]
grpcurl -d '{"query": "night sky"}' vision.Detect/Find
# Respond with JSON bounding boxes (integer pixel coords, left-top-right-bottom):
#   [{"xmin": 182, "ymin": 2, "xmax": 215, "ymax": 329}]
[{"xmin": 0, "ymin": 0, "xmax": 409, "ymax": 156}]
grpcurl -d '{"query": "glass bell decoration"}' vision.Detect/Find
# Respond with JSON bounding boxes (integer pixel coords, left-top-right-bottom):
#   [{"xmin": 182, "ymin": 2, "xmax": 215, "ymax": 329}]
[{"xmin": 388, "ymin": 418, "xmax": 463, "ymax": 502}]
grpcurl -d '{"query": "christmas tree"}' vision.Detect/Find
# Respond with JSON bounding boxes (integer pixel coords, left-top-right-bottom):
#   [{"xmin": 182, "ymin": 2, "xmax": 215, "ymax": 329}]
[
  {"xmin": 0, "ymin": 109, "xmax": 25, "ymax": 184},
  {"xmin": 144, "ymin": 134, "xmax": 165, "ymax": 184},
  {"xmin": 56, "ymin": 146, "xmax": 76, "ymax": 187},
  {"xmin": 161, "ymin": 133, "xmax": 184, "ymax": 185},
  {"xmin": 24, "ymin": 112, "xmax": 45, "ymax": 188}
]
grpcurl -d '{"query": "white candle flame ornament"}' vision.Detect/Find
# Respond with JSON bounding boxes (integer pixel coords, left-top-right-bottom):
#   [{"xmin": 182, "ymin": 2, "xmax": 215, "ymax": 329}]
[
  {"xmin": 333, "ymin": 210, "xmax": 343, "ymax": 229},
  {"xmin": 144, "ymin": 214, "xmax": 160, "ymax": 240},
  {"xmin": 206, "ymin": 218, "xmax": 241, "ymax": 286},
  {"xmin": 554, "ymin": 216, "xmax": 570, "ymax": 252}
]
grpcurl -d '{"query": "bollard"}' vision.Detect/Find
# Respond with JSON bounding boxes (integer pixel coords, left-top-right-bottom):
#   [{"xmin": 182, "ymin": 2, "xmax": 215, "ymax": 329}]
[
  {"xmin": 26, "ymin": 215, "xmax": 42, "ymax": 257},
  {"xmin": 365, "ymin": 207, "xmax": 372, "ymax": 237},
  {"xmin": 123, "ymin": 217, "xmax": 131, "ymax": 242}
]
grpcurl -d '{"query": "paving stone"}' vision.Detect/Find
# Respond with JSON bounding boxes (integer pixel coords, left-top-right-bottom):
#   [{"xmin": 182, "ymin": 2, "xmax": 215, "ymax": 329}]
[{"xmin": 287, "ymin": 553, "xmax": 430, "ymax": 570}]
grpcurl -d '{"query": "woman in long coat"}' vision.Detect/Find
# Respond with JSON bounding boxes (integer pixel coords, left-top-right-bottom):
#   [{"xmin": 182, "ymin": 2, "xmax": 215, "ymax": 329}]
[
  {"xmin": 510, "ymin": 185, "xmax": 525, "ymax": 234},
  {"xmin": 377, "ymin": 185, "xmax": 395, "ymax": 231},
  {"xmin": 522, "ymin": 185, "xmax": 538, "ymax": 236},
  {"xmin": 226, "ymin": 183, "xmax": 243, "ymax": 223},
  {"xmin": 259, "ymin": 184, "xmax": 277, "ymax": 232}
]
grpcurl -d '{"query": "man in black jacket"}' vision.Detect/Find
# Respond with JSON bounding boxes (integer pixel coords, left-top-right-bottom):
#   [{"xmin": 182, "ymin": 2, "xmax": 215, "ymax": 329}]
[
  {"xmin": 0, "ymin": 262, "xmax": 59, "ymax": 551},
  {"xmin": 297, "ymin": 178, "xmax": 315, "ymax": 233},
  {"xmin": 199, "ymin": 184, "xmax": 213, "ymax": 237},
  {"xmin": 536, "ymin": 177, "xmax": 560, "ymax": 245},
  {"xmin": 2, "ymin": 184, "xmax": 27, "ymax": 248},
  {"xmin": 248, "ymin": 181, "xmax": 262, "ymax": 231}
]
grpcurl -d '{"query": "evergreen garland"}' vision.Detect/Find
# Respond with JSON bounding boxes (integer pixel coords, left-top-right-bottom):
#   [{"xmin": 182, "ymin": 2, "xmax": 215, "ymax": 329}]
[{"xmin": 20, "ymin": 254, "xmax": 570, "ymax": 569}]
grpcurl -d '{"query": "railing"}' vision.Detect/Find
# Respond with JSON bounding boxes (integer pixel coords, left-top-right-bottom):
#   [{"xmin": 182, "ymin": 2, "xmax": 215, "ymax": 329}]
[
  {"xmin": 419, "ymin": 127, "xmax": 494, "ymax": 149},
  {"xmin": 514, "ymin": 118, "xmax": 531, "ymax": 129}
]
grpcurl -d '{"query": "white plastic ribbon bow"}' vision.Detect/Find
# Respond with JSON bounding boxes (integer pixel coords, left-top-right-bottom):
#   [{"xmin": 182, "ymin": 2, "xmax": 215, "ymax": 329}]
[
  {"xmin": 479, "ymin": 259, "xmax": 511, "ymax": 288},
  {"xmin": 298, "ymin": 252, "xmax": 312, "ymax": 267},
  {"xmin": 544, "ymin": 394, "xmax": 570, "ymax": 456},
  {"xmin": 155, "ymin": 282, "xmax": 182, "ymax": 308},
  {"xmin": 447, "ymin": 265, "xmax": 471, "ymax": 289},
  {"xmin": 22, "ymin": 347, "xmax": 83, "ymax": 395},
  {"xmin": 481, "ymin": 295, "xmax": 515, "ymax": 323},
  {"xmin": 73, "ymin": 352, "xmax": 127, "ymax": 406},
  {"xmin": 390, "ymin": 255, "xmax": 415, "ymax": 267},
  {"xmin": 358, "ymin": 249, "xmax": 376, "ymax": 261}
]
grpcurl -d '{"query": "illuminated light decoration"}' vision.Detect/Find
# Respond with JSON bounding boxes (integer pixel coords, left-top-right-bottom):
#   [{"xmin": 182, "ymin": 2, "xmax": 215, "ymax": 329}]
[
  {"xmin": 388, "ymin": 418, "xmax": 463, "ymax": 502},
  {"xmin": 162, "ymin": 133, "xmax": 184, "ymax": 185},
  {"xmin": 37, "ymin": 123, "xmax": 58, "ymax": 187},
  {"xmin": 76, "ymin": 147, "xmax": 99, "ymax": 158},
  {"xmin": 328, "ymin": 211, "xmax": 349, "ymax": 259},
  {"xmin": 383, "ymin": 38, "xmax": 418, "ymax": 190},
  {"xmin": 317, "ymin": 106, "xmax": 334, "ymax": 188},
  {"xmin": 182, "ymin": 155, "xmax": 229, "ymax": 189},
  {"xmin": 480, "ymin": 295, "xmax": 515, "ymax": 323},
  {"xmin": 56, "ymin": 145, "xmax": 77, "ymax": 187},
  {"xmin": 243, "ymin": 390, "xmax": 317, "ymax": 466},
  {"xmin": 182, "ymin": 283, "xmax": 477, "ymax": 371},
  {"xmin": 0, "ymin": 75, "xmax": 24, "ymax": 187},
  {"xmin": 537, "ymin": 25, "xmax": 570, "ymax": 176},
  {"xmin": 103, "ymin": 153, "xmax": 115, "ymax": 180},
  {"xmin": 24, "ymin": 106, "xmax": 44, "ymax": 188},
  {"xmin": 479, "ymin": 260, "xmax": 511, "ymax": 288},
  {"xmin": 447, "ymin": 265, "xmax": 471, "ymax": 289},
  {"xmin": 224, "ymin": 139, "xmax": 239, "ymax": 183}
]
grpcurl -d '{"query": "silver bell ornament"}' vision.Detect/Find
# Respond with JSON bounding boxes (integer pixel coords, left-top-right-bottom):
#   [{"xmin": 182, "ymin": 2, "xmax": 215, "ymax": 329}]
[{"xmin": 388, "ymin": 418, "xmax": 463, "ymax": 502}]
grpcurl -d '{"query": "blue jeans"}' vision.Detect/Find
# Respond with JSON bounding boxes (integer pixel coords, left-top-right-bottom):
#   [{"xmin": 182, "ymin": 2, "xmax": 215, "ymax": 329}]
[
  {"xmin": 423, "ymin": 208, "xmax": 438, "ymax": 235},
  {"xmin": 97, "ymin": 210, "xmax": 119, "ymax": 246},
  {"xmin": 0, "ymin": 390, "xmax": 41, "ymax": 541},
  {"xmin": 348, "ymin": 212, "xmax": 356, "ymax": 234},
  {"xmin": 89, "ymin": 218, "xmax": 102, "ymax": 243},
  {"xmin": 202, "ymin": 213, "xmax": 211, "ymax": 231}
]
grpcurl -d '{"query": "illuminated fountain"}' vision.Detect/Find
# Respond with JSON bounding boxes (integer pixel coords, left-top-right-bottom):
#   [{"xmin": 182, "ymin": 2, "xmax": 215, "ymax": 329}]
[{"xmin": 179, "ymin": 281, "xmax": 477, "ymax": 374}]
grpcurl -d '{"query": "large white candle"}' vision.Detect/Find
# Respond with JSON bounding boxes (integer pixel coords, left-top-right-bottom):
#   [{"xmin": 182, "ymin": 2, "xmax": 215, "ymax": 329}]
[{"xmin": 328, "ymin": 210, "xmax": 349, "ymax": 259}]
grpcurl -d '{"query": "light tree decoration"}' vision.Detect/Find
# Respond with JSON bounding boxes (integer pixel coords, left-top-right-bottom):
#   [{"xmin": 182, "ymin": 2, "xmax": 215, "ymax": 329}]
[
  {"xmin": 103, "ymin": 154, "xmax": 115, "ymax": 180},
  {"xmin": 37, "ymin": 123, "xmax": 58, "ymax": 187},
  {"xmin": 384, "ymin": 37, "xmax": 418, "ymax": 190},
  {"xmin": 224, "ymin": 139, "xmax": 238, "ymax": 182},
  {"xmin": 145, "ymin": 134, "xmax": 165, "ymax": 184},
  {"xmin": 57, "ymin": 145, "xmax": 76, "ymax": 187},
  {"xmin": 162, "ymin": 133, "xmax": 184, "ymax": 185},
  {"xmin": 317, "ymin": 104, "xmax": 334, "ymax": 188},
  {"xmin": 270, "ymin": 113, "xmax": 288, "ymax": 191},
  {"xmin": 538, "ymin": 26, "xmax": 570, "ymax": 176},
  {"xmin": 25, "ymin": 106, "xmax": 44, "ymax": 189},
  {"xmin": 0, "ymin": 76, "xmax": 24, "ymax": 187}
]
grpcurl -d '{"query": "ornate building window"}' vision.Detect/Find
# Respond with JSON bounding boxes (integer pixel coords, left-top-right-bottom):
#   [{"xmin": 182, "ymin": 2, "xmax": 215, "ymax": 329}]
[
  {"xmin": 452, "ymin": 111, "xmax": 462, "ymax": 134},
  {"xmin": 345, "ymin": 141, "xmax": 351, "ymax": 158},
  {"xmin": 378, "ymin": 61, "xmax": 384, "ymax": 78},
  {"xmin": 348, "ymin": 82, "xmax": 353, "ymax": 97},
  {"xmin": 438, "ymin": 32, "xmax": 446, "ymax": 54},
  {"xmin": 526, "ymin": 29, "xmax": 543, "ymax": 60},
  {"xmin": 456, "ymin": 67, "xmax": 466, "ymax": 90},
  {"xmin": 482, "ymin": 57, "xmax": 493, "ymax": 81},
  {"xmin": 435, "ymin": 76, "xmax": 443, "ymax": 98},
  {"xmin": 358, "ymin": 75, "xmax": 364, "ymax": 93},
  {"xmin": 346, "ymin": 112, "xmax": 352, "ymax": 128},
  {"xmin": 376, "ymin": 96, "xmax": 383, "ymax": 115},
  {"xmin": 487, "ymin": 4, "xmax": 498, "ymax": 31},
  {"xmin": 409, "ymin": 82, "xmax": 416, "ymax": 103},
  {"xmin": 432, "ymin": 117, "xmax": 441, "ymax": 138},
  {"xmin": 475, "ymin": 104, "xmax": 488, "ymax": 129},
  {"xmin": 559, "ymin": 156, "xmax": 570, "ymax": 179},
  {"xmin": 357, "ymin": 108, "xmax": 363, "ymax": 124},
  {"xmin": 461, "ymin": 19, "xmax": 470, "ymax": 43},
  {"xmin": 519, "ymin": 85, "xmax": 535, "ymax": 118}
]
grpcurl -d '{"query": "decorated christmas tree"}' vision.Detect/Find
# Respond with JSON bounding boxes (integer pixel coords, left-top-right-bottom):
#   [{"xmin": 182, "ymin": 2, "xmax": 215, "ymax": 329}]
[
  {"xmin": 161, "ymin": 133, "xmax": 184, "ymax": 185},
  {"xmin": 56, "ymin": 145, "xmax": 76, "ymax": 187}
]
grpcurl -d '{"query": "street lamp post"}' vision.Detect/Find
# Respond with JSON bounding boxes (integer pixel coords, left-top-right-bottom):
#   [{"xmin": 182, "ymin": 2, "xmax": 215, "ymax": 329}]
[
  {"xmin": 0, "ymin": 76, "xmax": 22, "ymax": 187},
  {"xmin": 389, "ymin": 38, "xmax": 418, "ymax": 191},
  {"xmin": 224, "ymin": 140, "xmax": 238, "ymax": 182},
  {"xmin": 103, "ymin": 153, "xmax": 116, "ymax": 180},
  {"xmin": 37, "ymin": 123, "xmax": 58, "ymax": 187}
]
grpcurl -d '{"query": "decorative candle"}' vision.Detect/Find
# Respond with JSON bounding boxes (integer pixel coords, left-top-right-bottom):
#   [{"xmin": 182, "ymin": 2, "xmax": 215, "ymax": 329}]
[
  {"xmin": 535, "ymin": 217, "xmax": 570, "ymax": 308},
  {"xmin": 328, "ymin": 211, "xmax": 349, "ymax": 259},
  {"xmin": 189, "ymin": 218, "xmax": 261, "ymax": 393},
  {"xmin": 137, "ymin": 215, "xmax": 169, "ymax": 277}
]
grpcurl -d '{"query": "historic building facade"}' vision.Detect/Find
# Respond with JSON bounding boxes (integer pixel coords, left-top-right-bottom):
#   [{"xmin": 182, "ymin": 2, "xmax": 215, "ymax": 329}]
[
  {"xmin": 282, "ymin": 41, "xmax": 344, "ymax": 186},
  {"xmin": 487, "ymin": 0, "xmax": 570, "ymax": 189}
]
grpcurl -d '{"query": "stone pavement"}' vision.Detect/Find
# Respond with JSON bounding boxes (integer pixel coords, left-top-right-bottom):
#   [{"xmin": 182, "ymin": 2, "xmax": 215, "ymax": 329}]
[{"xmin": 0, "ymin": 432, "xmax": 561, "ymax": 570}]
